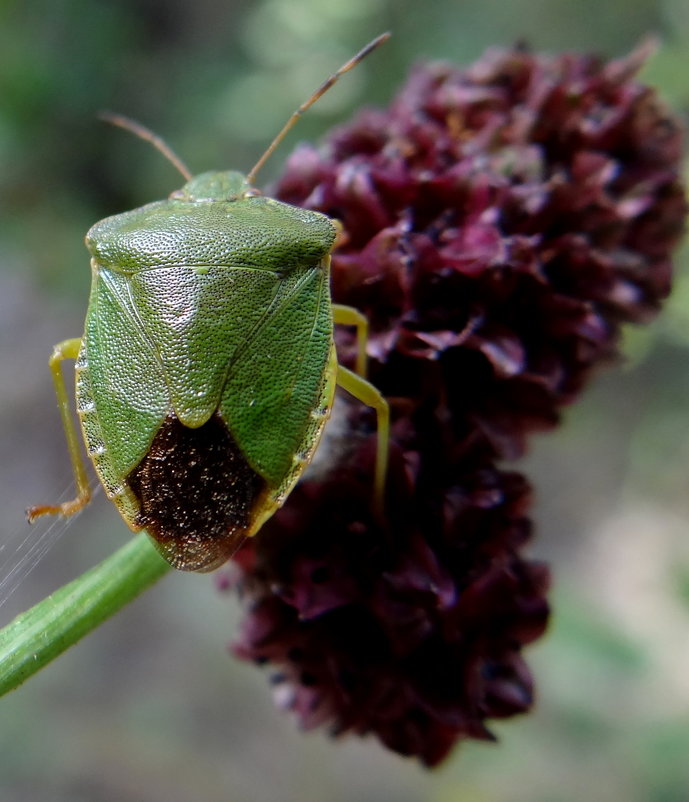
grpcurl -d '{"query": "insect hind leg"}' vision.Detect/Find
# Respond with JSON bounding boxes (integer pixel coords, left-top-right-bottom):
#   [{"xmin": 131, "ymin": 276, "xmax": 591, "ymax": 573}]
[
  {"xmin": 27, "ymin": 338, "xmax": 92, "ymax": 522},
  {"xmin": 335, "ymin": 365, "xmax": 389, "ymax": 519}
]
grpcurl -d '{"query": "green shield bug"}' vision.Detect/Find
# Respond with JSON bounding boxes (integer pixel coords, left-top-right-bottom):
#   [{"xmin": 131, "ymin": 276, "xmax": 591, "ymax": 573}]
[{"xmin": 28, "ymin": 34, "xmax": 390, "ymax": 572}]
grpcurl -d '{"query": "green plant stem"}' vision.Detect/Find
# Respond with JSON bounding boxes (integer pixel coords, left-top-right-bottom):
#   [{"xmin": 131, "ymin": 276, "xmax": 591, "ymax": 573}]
[{"xmin": 0, "ymin": 532, "xmax": 171, "ymax": 696}]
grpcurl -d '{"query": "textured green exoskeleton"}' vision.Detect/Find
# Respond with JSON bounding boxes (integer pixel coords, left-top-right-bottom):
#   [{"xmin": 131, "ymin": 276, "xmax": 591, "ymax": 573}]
[{"xmin": 28, "ymin": 36, "xmax": 390, "ymax": 571}]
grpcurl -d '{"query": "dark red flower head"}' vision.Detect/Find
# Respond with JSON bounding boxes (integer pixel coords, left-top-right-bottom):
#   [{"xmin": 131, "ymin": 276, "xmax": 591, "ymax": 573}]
[{"xmin": 225, "ymin": 42, "xmax": 685, "ymax": 766}]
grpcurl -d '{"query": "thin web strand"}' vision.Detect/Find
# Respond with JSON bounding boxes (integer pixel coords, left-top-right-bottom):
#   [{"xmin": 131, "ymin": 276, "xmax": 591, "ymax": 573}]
[{"xmin": 0, "ymin": 481, "xmax": 100, "ymax": 611}]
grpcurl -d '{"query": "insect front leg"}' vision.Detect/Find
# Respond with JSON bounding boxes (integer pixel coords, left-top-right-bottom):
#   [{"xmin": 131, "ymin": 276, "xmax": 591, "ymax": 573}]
[
  {"xmin": 333, "ymin": 304, "xmax": 389, "ymax": 516},
  {"xmin": 332, "ymin": 304, "xmax": 369, "ymax": 378},
  {"xmin": 27, "ymin": 338, "xmax": 92, "ymax": 522}
]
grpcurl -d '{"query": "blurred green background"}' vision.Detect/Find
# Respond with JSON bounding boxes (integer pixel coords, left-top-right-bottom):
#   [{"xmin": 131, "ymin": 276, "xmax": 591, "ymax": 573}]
[{"xmin": 1, "ymin": 0, "xmax": 689, "ymax": 800}]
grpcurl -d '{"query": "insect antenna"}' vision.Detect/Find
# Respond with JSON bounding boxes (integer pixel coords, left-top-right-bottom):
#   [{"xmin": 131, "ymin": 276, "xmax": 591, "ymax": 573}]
[
  {"xmin": 246, "ymin": 32, "xmax": 390, "ymax": 185},
  {"xmin": 98, "ymin": 111, "xmax": 193, "ymax": 181}
]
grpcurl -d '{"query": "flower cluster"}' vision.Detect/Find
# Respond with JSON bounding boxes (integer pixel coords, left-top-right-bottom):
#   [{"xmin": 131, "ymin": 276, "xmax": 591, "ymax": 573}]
[{"xmin": 225, "ymin": 43, "xmax": 685, "ymax": 766}]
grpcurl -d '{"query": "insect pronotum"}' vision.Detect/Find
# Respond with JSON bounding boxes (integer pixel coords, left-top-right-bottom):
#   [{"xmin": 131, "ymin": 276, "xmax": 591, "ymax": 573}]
[{"xmin": 27, "ymin": 34, "xmax": 391, "ymax": 572}]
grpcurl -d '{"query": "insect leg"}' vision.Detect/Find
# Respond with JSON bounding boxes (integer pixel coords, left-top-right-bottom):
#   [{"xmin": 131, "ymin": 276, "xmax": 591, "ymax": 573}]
[
  {"xmin": 335, "ymin": 365, "xmax": 389, "ymax": 517},
  {"xmin": 27, "ymin": 338, "xmax": 92, "ymax": 522},
  {"xmin": 332, "ymin": 304, "xmax": 369, "ymax": 378}
]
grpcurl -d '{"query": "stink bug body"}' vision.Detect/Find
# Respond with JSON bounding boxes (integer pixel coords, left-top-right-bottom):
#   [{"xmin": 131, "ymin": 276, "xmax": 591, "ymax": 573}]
[{"xmin": 28, "ymin": 36, "xmax": 390, "ymax": 571}]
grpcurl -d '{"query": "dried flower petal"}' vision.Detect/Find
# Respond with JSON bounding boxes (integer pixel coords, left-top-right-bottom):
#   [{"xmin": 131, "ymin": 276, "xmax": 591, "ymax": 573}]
[{"xmin": 226, "ymin": 43, "xmax": 685, "ymax": 765}]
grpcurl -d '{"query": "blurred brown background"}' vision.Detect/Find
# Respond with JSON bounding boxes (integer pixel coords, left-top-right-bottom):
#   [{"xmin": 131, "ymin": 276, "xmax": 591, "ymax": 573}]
[{"xmin": 1, "ymin": 0, "xmax": 688, "ymax": 799}]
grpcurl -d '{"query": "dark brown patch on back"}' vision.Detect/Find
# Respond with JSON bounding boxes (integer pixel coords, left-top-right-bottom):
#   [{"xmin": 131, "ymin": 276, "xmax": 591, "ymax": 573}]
[{"xmin": 127, "ymin": 413, "xmax": 265, "ymax": 571}]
